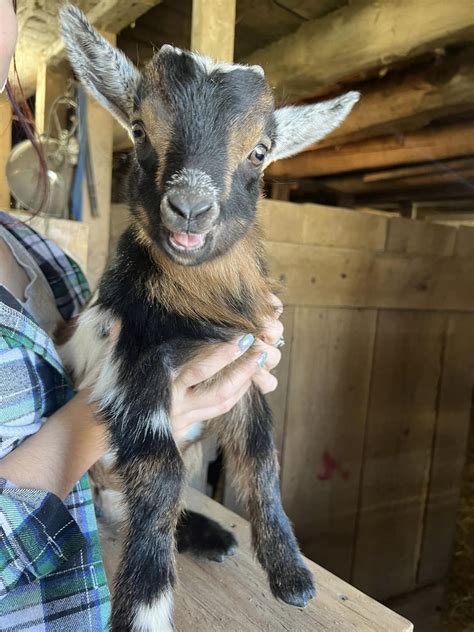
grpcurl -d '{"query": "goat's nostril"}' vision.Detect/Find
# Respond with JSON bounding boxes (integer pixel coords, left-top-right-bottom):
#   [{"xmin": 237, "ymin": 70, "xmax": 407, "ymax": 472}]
[{"xmin": 166, "ymin": 192, "xmax": 213, "ymax": 220}]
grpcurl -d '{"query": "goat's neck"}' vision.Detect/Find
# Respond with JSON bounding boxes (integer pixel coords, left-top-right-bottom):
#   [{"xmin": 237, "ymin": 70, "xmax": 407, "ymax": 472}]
[{"xmin": 135, "ymin": 222, "xmax": 275, "ymax": 332}]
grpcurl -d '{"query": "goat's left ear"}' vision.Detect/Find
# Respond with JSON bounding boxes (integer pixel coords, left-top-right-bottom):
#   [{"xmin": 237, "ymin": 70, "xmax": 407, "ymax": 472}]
[{"xmin": 266, "ymin": 91, "xmax": 360, "ymax": 164}]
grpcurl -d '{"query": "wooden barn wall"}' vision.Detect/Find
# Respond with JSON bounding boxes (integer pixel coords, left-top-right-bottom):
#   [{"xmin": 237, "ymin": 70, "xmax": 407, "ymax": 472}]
[{"xmin": 259, "ymin": 200, "xmax": 474, "ymax": 601}]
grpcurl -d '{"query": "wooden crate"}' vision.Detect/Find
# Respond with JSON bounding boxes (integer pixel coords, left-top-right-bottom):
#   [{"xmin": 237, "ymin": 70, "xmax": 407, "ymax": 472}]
[{"xmin": 248, "ymin": 200, "xmax": 474, "ymax": 602}]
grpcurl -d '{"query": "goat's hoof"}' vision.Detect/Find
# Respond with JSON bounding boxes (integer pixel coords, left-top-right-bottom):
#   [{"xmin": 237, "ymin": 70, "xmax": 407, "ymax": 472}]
[
  {"xmin": 176, "ymin": 511, "xmax": 238, "ymax": 562},
  {"xmin": 269, "ymin": 564, "xmax": 316, "ymax": 608}
]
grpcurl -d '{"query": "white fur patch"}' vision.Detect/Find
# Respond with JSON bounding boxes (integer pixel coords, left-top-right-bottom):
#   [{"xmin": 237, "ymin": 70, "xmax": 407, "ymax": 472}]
[
  {"xmin": 59, "ymin": 305, "xmax": 116, "ymax": 390},
  {"xmin": 166, "ymin": 168, "xmax": 217, "ymax": 199},
  {"xmin": 133, "ymin": 592, "xmax": 173, "ymax": 632}
]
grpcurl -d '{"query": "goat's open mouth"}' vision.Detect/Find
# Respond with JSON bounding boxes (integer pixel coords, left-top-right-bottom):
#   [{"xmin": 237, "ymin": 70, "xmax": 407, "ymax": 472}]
[{"xmin": 168, "ymin": 231, "xmax": 206, "ymax": 252}]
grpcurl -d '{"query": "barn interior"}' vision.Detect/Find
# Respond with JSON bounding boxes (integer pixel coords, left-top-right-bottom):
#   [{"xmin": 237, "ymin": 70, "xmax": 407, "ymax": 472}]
[{"xmin": 1, "ymin": 1, "xmax": 474, "ymax": 631}]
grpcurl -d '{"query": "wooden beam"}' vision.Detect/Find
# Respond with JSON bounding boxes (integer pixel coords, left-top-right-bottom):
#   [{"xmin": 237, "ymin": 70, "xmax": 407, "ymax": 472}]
[
  {"xmin": 267, "ymin": 121, "xmax": 474, "ymax": 179},
  {"xmin": 0, "ymin": 98, "xmax": 12, "ymax": 209},
  {"xmin": 45, "ymin": 0, "xmax": 163, "ymax": 66},
  {"xmin": 243, "ymin": 0, "xmax": 474, "ymax": 102},
  {"xmin": 191, "ymin": 0, "xmax": 236, "ymax": 61},
  {"xmin": 363, "ymin": 158, "xmax": 474, "ymax": 183},
  {"xmin": 35, "ymin": 62, "xmax": 70, "ymax": 137},
  {"xmin": 310, "ymin": 50, "xmax": 474, "ymax": 149}
]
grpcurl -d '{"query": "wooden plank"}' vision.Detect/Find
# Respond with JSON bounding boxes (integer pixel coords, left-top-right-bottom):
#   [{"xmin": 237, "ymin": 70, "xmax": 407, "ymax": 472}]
[
  {"xmin": 243, "ymin": 0, "xmax": 474, "ymax": 102},
  {"xmin": 386, "ymin": 584, "xmax": 445, "ymax": 632},
  {"xmin": 82, "ymin": 33, "xmax": 115, "ymax": 289},
  {"xmin": 386, "ymin": 218, "xmax": 457, "ymax": 258},
  {"xmin": 0, "ymin": 98, "xmax": 12, "ymax": 209},
  {"xmin": 352, "ymin": 311, "xmax": 447, "ymax": 600},
  {"xmin": 99, "ymin": 487, "xmax": 413, "ymax": 631},
  {"xmin": 309, "ymin": 50, "xmax": 474, "ymax": 149},
  {"xmin": 417, "ymin": 313, "xmax": 474, "ymax": 585},
  {"xmin": 454, "ymin": 225, "xmax": 474, "ymax": 259},
  {"xmin": 258, "ymin": 199, "xmax": 387, "ymax": 251},
  {"xmin": 265, "ymin": 241, "xmax": 474, "ymax": 312},
  {"xmin": 35, "ymin": 62, "xmax": 70, "ymax": 137},
  {"xmin": 363, "ymin": 158, "xmax": 474, "ymax": 183},
  {"xmin": 280, "ymin": 307, "xmax": 377, "ymax": 580},
  {"xmin": 191, "ymin": 0, "xmax": 236, "ymax": 61},
  {"xmin": 267, "ymin": 121, "xmax": 474, "ymax": 179}
]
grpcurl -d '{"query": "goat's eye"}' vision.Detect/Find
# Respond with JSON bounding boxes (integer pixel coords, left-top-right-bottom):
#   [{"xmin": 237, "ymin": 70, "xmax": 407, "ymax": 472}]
[
  {"xmin": 131, "ymin": 121, "xmax": 146, "ymax": 142},
  {"xmin": 248, "ymin": 144, "xmax": 268, "ymax": 166}
]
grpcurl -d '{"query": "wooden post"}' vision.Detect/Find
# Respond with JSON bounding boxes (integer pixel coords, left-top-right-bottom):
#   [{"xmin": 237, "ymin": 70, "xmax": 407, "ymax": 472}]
[
  {"xmin": 35, "ymin": 61, "xmax": 70, "ymax": 137},
  {"xmin": 191, "ymin": 0, "xmax": 236, "ymax": 61},
  {"xmin": 0, "ymin": 98, "xmax": 12, "ymax": 209},
  {"xmin": 82, "ymin": 32, "xmax": 115, "ymax": 290}
]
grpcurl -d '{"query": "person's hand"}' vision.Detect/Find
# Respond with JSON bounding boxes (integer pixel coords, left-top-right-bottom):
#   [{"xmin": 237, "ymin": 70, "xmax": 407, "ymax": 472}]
[{"xmin": 170, "ymin": 295, "xmax": 284, "ymax": 441}]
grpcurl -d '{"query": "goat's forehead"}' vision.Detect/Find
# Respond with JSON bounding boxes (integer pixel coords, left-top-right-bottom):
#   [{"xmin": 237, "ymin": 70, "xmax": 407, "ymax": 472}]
[{"xmin": 139, "ymin": 46, "xmax": 274, "ymax": 119}]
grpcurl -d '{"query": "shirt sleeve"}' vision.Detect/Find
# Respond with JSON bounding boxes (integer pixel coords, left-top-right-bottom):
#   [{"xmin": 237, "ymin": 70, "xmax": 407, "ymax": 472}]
[{"xmin": 0, "ymin": 345, "xmax": 86, "ymax": 598}]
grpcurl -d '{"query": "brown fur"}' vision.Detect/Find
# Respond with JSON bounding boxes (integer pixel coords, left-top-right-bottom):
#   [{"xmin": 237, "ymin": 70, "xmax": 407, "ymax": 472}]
[{"xmin": 134, "ymin": 220, "xmax": 277, "ymax": 332}]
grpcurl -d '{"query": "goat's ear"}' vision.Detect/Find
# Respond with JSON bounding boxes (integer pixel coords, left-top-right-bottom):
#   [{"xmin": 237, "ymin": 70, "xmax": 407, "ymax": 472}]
[
  {"xmin": 59, "ymin": 4, "xmax": 140, "ymax": 128},
  {"xmin": 266, "ymin": 91, "xmax": 360, "ymax": 164}
]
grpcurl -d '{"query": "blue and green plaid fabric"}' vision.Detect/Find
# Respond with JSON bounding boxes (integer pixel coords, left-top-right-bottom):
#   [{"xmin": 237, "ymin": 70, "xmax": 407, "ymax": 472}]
[{"xmin": 0, "ymin": 212, "xmax": 111, "ymax": 630}]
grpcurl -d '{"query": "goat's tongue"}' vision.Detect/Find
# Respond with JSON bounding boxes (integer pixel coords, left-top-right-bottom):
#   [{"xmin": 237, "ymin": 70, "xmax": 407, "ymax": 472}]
[{"xmin": 171, "ymin": 232, "xmax": 204, "ymax": 249}]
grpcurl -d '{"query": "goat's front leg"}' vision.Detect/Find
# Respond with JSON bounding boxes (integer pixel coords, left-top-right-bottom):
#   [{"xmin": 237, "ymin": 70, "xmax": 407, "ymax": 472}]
[
  {"xmin": 96, "ymin": 354, "xmax": 185, "ymax": 631},
  {"xmin": 110, "ymin": 435, "xmax": 184, "ymax": 632},
  {"xmin": 215, "ymin": 386, "xmax": 315, "ymax": 608}
]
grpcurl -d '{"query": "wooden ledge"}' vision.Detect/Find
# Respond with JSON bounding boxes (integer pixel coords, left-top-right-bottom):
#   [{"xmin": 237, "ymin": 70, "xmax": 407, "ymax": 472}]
[{"xmin": 99, "ymin": 488, "xmax": 413, "ymax": 631}]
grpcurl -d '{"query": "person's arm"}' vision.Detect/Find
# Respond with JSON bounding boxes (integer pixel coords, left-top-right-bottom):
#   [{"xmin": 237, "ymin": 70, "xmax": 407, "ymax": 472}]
[{"xmin": 0, "ymin": 0, "xmax": 17, "ymax": 92}]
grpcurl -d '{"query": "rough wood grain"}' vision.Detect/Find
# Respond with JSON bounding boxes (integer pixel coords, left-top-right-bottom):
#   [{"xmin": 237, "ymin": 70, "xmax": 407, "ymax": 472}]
[
  {"xmin": 191, "ymin": 0, "xmax": 236, "ymax": 62},
  {"xmin": 417, "ymin": 313, "xmax": 474, "ymax": 585},
  {"xmin": 99, "ymin": 487, "xmax": 413, "ymax": 631},
  {"xmin": 267, "ymin": 121, "xmax": 474, "ymax": 179},
  {"xmin": 243, "ymin": 0, "xmax": 474, "ymax": 102},
  {"xmin": 280, "ymin": 307, "xmax": 377, "ymax": 580},
  {"xmin": 258, "ymin": 199, "xmax": 387, "ymax": 251},
  {"xmin": 265, "ymin": 241, "xmax": 474, "ymax": 311},
  {"xmin": 309, "ymin": 50, "xmax": 474, "ymax": 149},
  {"xmin": 351, "ymin": 311, "xmax": 447, "ymax": 599},
  {"xmin": 386, "ymin": 217, "xmax": 457, "ymax": 258}
]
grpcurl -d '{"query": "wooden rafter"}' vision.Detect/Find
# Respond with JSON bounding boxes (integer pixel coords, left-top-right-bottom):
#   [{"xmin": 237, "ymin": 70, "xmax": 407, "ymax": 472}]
[
  {"xmin": 243, "ymin": 0, "xmax": 474, "ymax": 102},
  {"xmin": 309, "ymin": 49, "xmax": 474, "ymax": 150},
  {"xmin": 267, "ymin": 121, "xmax": 474, "ymax": 179}
]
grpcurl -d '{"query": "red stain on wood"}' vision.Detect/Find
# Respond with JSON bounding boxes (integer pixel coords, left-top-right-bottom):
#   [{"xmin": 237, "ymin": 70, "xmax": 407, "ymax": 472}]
[{"xmin": 318, "ymin": 450, "xmax": 349, "ymax": 481}]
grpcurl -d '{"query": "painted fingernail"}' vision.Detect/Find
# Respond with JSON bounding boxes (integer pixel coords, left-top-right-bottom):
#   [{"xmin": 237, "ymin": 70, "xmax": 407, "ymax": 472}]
[
  {"xmin": 257, "ymin": 352, "xmax": 268, "ymax": 368},
  {"xmin": 238, "ymin": 333, "xmax": 255, "ymax": 352}
]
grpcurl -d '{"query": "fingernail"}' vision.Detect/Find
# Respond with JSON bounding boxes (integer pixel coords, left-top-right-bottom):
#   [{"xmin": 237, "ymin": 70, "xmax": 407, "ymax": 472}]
[
  {"xmin": 257, "ymin": 351, "xmax": 268, "ymax": 368},
  {"xmin": 238, "ymin": 333, "xmax": 254, "ymax": 352}
]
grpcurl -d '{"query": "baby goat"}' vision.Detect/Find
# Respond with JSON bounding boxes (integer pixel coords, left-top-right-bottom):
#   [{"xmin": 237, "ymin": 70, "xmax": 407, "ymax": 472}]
[{"xmin": 59, "ymin": 5, "xmax": 359, "ymax": 631}]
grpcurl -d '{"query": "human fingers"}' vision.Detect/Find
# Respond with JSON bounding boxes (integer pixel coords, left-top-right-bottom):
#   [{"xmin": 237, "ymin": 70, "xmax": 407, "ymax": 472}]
[
  {"xmin": 252, "ymin": 369, "xmax": 278, "ymax": 394},
  {"xmin": 175, "ymin": 334, "xmax": 255, "ymax": 389}
]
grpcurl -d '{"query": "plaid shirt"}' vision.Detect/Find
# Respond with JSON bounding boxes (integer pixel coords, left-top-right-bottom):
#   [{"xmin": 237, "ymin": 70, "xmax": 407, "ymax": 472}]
[{"xmin": 0, "ymin": 212, "xmax": 111, "ymax": 630}]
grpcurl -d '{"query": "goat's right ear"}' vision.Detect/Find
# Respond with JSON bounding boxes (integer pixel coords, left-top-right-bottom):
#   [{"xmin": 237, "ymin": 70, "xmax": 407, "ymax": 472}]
[{"xmin": 59, "ymin": 4, "xmax": 140, "ymax": 128}]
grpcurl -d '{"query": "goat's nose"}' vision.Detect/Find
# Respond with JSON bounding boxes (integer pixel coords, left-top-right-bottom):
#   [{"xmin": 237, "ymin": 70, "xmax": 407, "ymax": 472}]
[{"xmin": 167, "ymin": 192, "xmax": 213, "ymax": 220}]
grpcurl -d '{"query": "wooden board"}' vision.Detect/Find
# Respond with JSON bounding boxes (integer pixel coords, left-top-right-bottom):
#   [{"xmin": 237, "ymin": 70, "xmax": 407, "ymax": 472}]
[
  {"xmin": 351, "ymin": 311, "xmax": 447, "ymax": 600},
  {"xmin": 417, "ymin": 313, "xmax": 474, "ymax": 585},
  {"xmin": 99, "ymin": 487, "xmax": 413, "ymax": 631},
  {"xmin": 191, "ymin": 0, "xmax": 236, "ymax": 62},
  {"xmin": 280, "ymin": 307, "xmax": 377, "ymax": 580},
  {"xmin": 243, "ymin": 0, "xmax": 474, "ymax": 101},
  {"xmin": 386, "ymin": 217, "xmax": 457, "ymax": 258},
  {"xmin": 258, "ymin": 199, "xmax": 387, "ymax": 251},
  {"xmin": 265, "ymin": 241, "xmax": 474, "ymax": 312}
]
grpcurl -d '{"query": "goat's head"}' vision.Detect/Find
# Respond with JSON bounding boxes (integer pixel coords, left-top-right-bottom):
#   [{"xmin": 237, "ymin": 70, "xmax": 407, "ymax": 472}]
[{"xmin": 60, "ymin": 5, "xmax": 359, "ymax": 266}]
